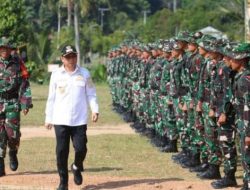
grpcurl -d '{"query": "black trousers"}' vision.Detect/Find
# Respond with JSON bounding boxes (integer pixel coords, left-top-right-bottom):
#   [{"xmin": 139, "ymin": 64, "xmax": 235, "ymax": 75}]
[{"xmin": 54, "ymin": 124, "xmax": 87, "ymax": 182}]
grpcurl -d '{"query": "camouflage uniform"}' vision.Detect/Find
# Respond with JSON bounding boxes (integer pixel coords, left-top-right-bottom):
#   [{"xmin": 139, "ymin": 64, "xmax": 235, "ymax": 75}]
[
  {"xmin": 229, "ymin": 43, "xmax": 250, "ymax": 190},
  {"xmin": 0, "ymin": 38, "xmax": 32, "ymax": 176}
]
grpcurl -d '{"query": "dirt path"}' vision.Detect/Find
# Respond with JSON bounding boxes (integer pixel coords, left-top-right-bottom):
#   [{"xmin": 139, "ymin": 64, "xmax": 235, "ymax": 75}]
[
  {"xmin": 0, "ymin": 124, "xmax": 242, "ymax": 190},
  {"xmin": 20, "ymin": 124, "xmax": 136, "ymax": 139}
]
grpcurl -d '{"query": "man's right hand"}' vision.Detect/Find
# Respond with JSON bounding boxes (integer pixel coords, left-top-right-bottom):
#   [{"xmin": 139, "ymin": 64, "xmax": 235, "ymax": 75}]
[
  {"xmin": 45, "ymin": 123, "xmax": 53, "ymax": 130},
  {"xmin": 217, "ymin": 113, "xmax": 226, "ymax": 126}
]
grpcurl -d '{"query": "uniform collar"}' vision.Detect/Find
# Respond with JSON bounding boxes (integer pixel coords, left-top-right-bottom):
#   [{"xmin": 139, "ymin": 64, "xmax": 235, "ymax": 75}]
[{"xmin": 59, "ymin": 64, "xmax": 80, "ymax": 74}]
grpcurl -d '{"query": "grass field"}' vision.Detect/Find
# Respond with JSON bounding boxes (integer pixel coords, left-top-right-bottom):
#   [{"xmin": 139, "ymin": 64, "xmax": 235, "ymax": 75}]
[
  {"xmin": 17, "ymin": 81, "xmax": 244, "ymax": 186},
  {"xmin": 21, "ymin": 82, "xmax": 124, "ymax": 127},
  {"xmin": 16, "ymin": 135, "xmax": 200, "ymax": 180}
]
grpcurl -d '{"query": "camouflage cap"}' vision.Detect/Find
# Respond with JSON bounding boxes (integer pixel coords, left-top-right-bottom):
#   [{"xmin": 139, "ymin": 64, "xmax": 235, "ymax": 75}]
[
  {"xmin": 219, "ymin": 42, "xmax": 238, "ymax": 57},
  {"xmin": 61, "ymin": 45, "xmax": 77, "ymax": 56},
  {"xmin": 196, "ymin": 34, "xmax": 217, "ymax": 51},
  {"xmin": 172, "ymin": 40, "xmax": 183, "ymax": 50},
  {"xmin": 140, "ymin": 43, "xmax": 153, "ymax": 52},
  {"xmin": 230, "ymin": 43, "xmax": 250, "ymax": 59},
  {"xmin": 162, "ymin": 40, "xmax": 173, "ymax": 52},
  {"xmin": 186, "ymin": 31, "xmax": 203, "ymax": 44},
  {"xmin": 175, "ymin": 31, "xmax": 190, "ymax": 42},
  {"xmin": 0, "ymin": 36, "xmax": 11, "ymax": 48}
]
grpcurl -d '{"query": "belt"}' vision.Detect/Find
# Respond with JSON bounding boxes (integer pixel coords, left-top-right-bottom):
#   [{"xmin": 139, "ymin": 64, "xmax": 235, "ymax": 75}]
[{"xmin": 0, "ymin": 92, "xmax": 19, "ymax": 100}]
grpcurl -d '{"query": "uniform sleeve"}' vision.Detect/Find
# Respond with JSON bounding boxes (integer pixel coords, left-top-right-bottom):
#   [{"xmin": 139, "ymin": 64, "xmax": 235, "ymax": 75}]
[
  {"xmin": 242, "ymin": 76, "xmax": 250, "ymax": 136},
  {"xmin": 85, "ymin": 72, "xmax": 99, "ymax": 114},
  {"xmin": 45, "ymin": 72, "xmax": 56, "ymax": 123},
  {"xmin": 19, "ymin": 78, "xmax": 32, "ymax": 110}
]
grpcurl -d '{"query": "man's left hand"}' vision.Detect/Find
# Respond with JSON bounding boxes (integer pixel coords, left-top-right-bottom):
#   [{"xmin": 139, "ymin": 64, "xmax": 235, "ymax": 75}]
[
  {"xmin": 245, "ymin": 136, "xmax": 250, "ymax": 147},
  {"xmin": 92, "ymin": 113, "xmax": 99, "ymax": 122},
  {"xmin": 22, "ymin": 109, "xmax": 29, "ymax": 115}
]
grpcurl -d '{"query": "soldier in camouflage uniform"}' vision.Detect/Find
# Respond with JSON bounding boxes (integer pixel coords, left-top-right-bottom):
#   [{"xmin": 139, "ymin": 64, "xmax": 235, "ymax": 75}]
[
  {"xmin": 163, "ymin": 38, "xmax": 187, "ymax": 152},
  {"xmin": 148, "ymin": 41, "xmax": 169, "ymax": 148},
  {"xmin": 177, "ymin": 32, "xmax": 204, "ymax": 169},
  {"xmin": 196, "ymin": 36, "xmax": 223, "ymax": 180},
  {"xmin": 0, "ymin": 37, "xmax": 32, "ymax": 177},
  {"xmin": 211, "ymin": 42, "xmax": 238, "ymax": 189},
  {"xmin": 226, "ymin": 43, "xmax": 250, "ymax": 190}
]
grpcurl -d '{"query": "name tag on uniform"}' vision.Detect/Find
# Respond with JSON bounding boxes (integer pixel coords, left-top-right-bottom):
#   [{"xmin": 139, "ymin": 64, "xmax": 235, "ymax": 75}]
[{"xmin": 74, "ymin": 75, "xmax": 85, "ymax": 86}]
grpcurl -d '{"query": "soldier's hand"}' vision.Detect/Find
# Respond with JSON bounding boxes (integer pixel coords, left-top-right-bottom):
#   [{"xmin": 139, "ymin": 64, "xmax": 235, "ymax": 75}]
[
  {"xmin": 182, "ymin": 103, "xmax": 188, "ymax": 111},
  {"xmin": 189, "ymin": 100, "xmax": 194, "ymax": 109},
  {"xmin": 22, "ymin": 109, "xmax": 29, "ymax": 115},
  {"xmin": 209, "ymin": 109, "xmax": 215, "ymax": 118},
  {"xmin": 168, "ymin": 100, "xmax": 173, "ymax": 105},
  {"xmin": 196, "ymin": 102, "xmax": 202, "ymax": 112},
  {"xmin": 45, "ymin": 123, "xmax": 53, "ymax": 130},
  {"xmin": 217, "ymin": 113, "xmax": 226, "ymax": 126},
  {"xmin": 178, "ymin": 103, "xmax": 183, "ymax": 110},
  {"xmin": 245, "ymin": 136, "xmax": 250, "ymax": 147},
  {"xmin": 92, "ymin": 113, "xmax": 99, "ymax": 123}
]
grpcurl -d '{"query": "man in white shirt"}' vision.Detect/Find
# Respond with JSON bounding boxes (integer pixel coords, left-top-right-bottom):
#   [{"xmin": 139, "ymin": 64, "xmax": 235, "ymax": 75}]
[{"xmin": 45, "ymin": 45, "xmax": 99, "ymax": 190}]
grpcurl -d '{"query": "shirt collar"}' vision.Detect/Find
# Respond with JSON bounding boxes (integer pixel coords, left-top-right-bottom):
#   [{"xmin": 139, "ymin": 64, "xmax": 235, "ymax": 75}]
[{"xmin": 59, "ymin": 64, "xmax": 80, "ymax": 74}]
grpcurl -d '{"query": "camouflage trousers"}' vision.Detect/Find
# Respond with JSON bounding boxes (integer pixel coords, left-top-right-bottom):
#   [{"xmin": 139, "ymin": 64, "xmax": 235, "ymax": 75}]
[
  {"xmin": 0, "ymin": 102, "xmax": 21, "ymax": 158},
  {"xmin": 237, "ymin": 119, "xmax": 250, "ymax": 183},
  {"xmin": 179, "ymin": 96, "xmax": 193, "ymax": 150},
  {"xmin": 202, "ymin": 103, "xmax": 222, "ymax": 166},
  {"xmin": 149, "ymin": 90, "xmax": 164, "ymax": 135},
  {"xmin": 218, "ymin": 114, "xmax": 237, "ymax": 174},
  {"xmin": 159, "ymin": 95, "xmax": 171, "ymax": 138},
  {"xmin": 173, "ymin": 98, "xmax": 184, "ymax": 146}
]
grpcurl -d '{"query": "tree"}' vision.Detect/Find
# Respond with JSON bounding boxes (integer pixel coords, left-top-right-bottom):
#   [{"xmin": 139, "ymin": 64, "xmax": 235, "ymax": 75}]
[{"xmin": 0, "ymin": 0, "xmax": 27, "ymax": 42}]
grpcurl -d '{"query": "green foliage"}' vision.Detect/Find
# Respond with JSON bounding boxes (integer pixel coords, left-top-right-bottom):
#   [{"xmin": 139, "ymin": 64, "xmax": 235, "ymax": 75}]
[
  {"xmin": 88, "ymin": 63, "xmax": 107, "ymax": 82},
  {"xmin": 0, "ymin": 0, "xmax": 27, "ymax": 42},
  {"xmin": 25, "ymin": 61, "xmax": 47, "ymax": 84}
]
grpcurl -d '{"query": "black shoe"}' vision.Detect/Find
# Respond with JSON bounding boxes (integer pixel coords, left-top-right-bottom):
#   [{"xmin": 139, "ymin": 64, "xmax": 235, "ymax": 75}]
[
  {"xmin": 57, "ymin": 184, "xmax": 68, "ymax": 190},
  {"xmin": 241, "ymin": 181, "xmax": 250, "ymax": 190},
  {"xmin": 211, "ymin": 174, "xmax": 237, "ymax": 189},
  {"xmin": 181, "ymin": 153, "xmax": 200, "ymax": 168},
  {"xmin": 189, "ymin": 162, "xmax": 209, "ymax": 173},
  {"xmin": 197, "ymin": 164, "xmax": 221, "ymax": 180},
  {"xmin": 160, "ymin": 140, "xmax": 178, "ymax": 153},
  {"xmin": 71, "ymin": 164, "xmax": 83, "ymax": 185},
  {"xmin": 9, "ymin": 150, "xmax": 18, "ymax": 171},
  {"xmin": 0, "ymin": 157, "xmax": 5, "ymax": 177}
]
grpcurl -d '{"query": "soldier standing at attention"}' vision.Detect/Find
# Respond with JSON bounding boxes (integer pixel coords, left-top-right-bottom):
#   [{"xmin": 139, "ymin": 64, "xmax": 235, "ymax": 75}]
[
  {"xmin": 45, "ymin": 45, "xmax": 99, "ymax": 190},
  {"xmin": 0, "ymin": 37, "xmax": 32, "ymax": 177},
  {"xmin": 229, "ymin": 43, "xmax": 250, "ymax": 190}
]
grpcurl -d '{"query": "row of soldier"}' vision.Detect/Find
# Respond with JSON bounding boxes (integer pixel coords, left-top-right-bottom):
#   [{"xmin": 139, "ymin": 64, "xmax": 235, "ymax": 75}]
[{"xmin": 106, "ymin": 31, "xmax": 250, "ymax": 190}]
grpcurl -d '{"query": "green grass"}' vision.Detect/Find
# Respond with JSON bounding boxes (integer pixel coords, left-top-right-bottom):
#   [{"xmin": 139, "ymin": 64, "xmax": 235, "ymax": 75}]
[
  {"xmin": 21, "ymin": 82, "xmax": 123, "ymax": 127},
  {"xmin": 14, "ymin": 135, "xmax": 198, "ymax": 180}
]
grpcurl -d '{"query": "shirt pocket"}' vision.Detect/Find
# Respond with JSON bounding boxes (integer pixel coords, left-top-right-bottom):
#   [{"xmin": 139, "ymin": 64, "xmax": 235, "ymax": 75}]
[
  {"xmin": 57, "ymin": 81, "xmax": 68, "ymax": 95},
  {"xmin": 74, "ymin": 80, "xmax": 86, "ymax": 87}
]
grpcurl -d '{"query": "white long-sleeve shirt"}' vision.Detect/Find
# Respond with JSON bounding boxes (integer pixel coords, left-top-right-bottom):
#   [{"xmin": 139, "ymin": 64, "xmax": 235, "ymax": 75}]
[{"xmin": 45, "ymin": 65, "xmax": 99, "ymax": 126}]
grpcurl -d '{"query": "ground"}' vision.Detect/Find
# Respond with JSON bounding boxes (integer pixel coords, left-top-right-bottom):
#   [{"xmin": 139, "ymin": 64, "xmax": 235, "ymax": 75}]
[{"xmin": 0, "ymin": 124, "xmax": 242, "ymax": 190}]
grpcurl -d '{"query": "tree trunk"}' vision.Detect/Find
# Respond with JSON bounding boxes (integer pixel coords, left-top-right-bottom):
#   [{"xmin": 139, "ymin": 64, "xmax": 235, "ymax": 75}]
[
  {"xmin": 57, "ymin": 4, "xmax": 61, "ymax": 49},
  {"xmin": 67, "ymin": 0, "xmax": 73, "ymax": 27},
  {"xmin": 245, "ymin": 0, "xmax": 250, "ymax": 42},
  {"xmin": 74, "ymin": 1, "xmax": 81, "ymax": 65}
]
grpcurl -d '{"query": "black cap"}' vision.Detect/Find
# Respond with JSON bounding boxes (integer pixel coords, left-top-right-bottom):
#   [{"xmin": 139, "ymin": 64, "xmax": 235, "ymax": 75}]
[{"xmin": 61, "ymin": 45, "xmax": 77, "ymax": 56}]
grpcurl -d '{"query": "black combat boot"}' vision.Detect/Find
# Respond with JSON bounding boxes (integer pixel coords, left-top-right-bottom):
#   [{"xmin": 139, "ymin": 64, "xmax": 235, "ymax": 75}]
[
  {"xmin": 240, "ymin": 180, "xmax": 250, "ymax": 190},
  {"xmin": 211, "ymin": 170, "xmax": 237, "ymax": 189},
  {"xmin": 197, "ymin": 164, "xmax": 221, "ymax": 180},
  {"xmin": 71, "ymin": 164, "xmax": 83, "ymax": 185},
  {"xmin": 189, "ymin": 162, "xmax": 209, "ymax": 173},
  {"xmin": 181, "ymin": 153, "xmax": 200, "ymax": 168},
  {"xmin": 0, "ymin": 157, "xmax": 5, "ymax": 177},
  {"xmin": 9, "ymin": 150, "xmax": 18, "ymax": 171},
  {"xmin": 57, "ymin": 170, "xmax": 68, "ymax": 190},
  {"xmin": 171, "ymin": 148, "xmax": 187, "ymax": 161},
  {"xmin": 161, "ymin": 140, "xmax": 178, "ymax": 153}
]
